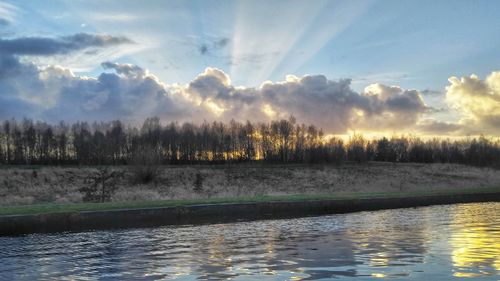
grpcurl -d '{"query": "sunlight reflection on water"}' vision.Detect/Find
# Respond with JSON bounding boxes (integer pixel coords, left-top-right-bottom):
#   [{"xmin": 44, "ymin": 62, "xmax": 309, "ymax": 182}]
[
  {"xmin": 0, "ymin": 202, "xmax": 499, "ymax": 280},
  {"xmin": 450, "ymin": 204, "xmax": 500, "ymax": 278}
]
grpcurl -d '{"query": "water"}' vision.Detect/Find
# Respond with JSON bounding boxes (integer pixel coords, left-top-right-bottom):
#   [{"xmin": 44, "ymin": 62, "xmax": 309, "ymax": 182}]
[{"xmin": 1, "ymin": 202, "xmax": 499, "ymax": 280}]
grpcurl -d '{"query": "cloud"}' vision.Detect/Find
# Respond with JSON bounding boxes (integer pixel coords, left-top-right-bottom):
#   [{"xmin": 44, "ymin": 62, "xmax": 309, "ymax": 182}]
[
  {"xmin": 0, "ymin": 33, "xmax": 162, "ymax": 123},
  {"xmin": 0, "ymin": 33, "xmax": 133, "ymax": 56},
  {"xmin": 53, "ymin": 62, "xmax": 192, "ymax": 123},
  {"xmin": 199, "ymin": 44, "xmax": 208, "ymax": 55},
  {"xmin": 0, "ymin": 2, "xmax": 17, "ymax": 25},
  {"xmin": 214, "ymin": 38, "xmax": 229, "ymax": 48},
  {"xmin": 446, "ymin": 72, "xmax": 500, "ymax": 134},
  {"xmin": 0, "ymin": 58, "xmax": 188, "ymax": 123},
  {"xmin": 0, "ymin": 32, "xmax": 143, "ymax": 73},
  {"xmin": 198, "ymin": 37, "xmax": 230, "ymax": 55},
  {"xmin": 421, "ymin": 89, "xmax": 442, "ymax": 96},
  {"xmin": 172, "ymin": 69, "xmax": 431, "ymax": 132},
  {"xmin": 88, "ymin": 12, "xmax": 138, "ymax": 22},
  {"xmin": 0, "ymin": 55, "xmax": 469, "ymax": 135},
  {"xmin": 0, "ymin": 30, "xmax": 153, "ymax": 122},
  {"xmin": 102, "ymin": 61, "xmax": 145, "ymax": 76},
  {"xmin": 354, "ymin": 83, "xmax": 430, "ymax": 131},
  {"xmin": 415, "ymin": 119, "xmax": 462, "ymax": 134}
]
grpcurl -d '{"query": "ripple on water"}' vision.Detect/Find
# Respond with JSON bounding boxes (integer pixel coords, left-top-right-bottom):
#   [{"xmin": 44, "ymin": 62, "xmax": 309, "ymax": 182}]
[{"xmin": 1, "ymin": 202, "xmax": 499, "ymax": 280}]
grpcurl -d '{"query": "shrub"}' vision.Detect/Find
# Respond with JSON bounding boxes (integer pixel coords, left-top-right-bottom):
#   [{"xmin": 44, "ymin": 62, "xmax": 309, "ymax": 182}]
[
  {"xmin": 80, "ymin": 167, "xmax": 123, "ymax": 202},
  {"xmin": 129, "ymin": 145, "xmax": 161, "ymax": 184},
  {"xmin": 194, "ymin": 172, "xmax": 203, "ymax": 191}
]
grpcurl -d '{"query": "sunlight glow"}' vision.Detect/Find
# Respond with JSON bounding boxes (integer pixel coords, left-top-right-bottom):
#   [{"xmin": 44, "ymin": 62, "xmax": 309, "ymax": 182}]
[
  {"xmin": 261, "ymin": 104, "xmax": 277, "ymax": 118},
  {"xmin": 204, "ymin": 98, "xmax": 226, "ymax": 116},
  {"xmin": 450, "ymin": 204, "xmax": 500, "ymax": 278},
  {"xmin": 230, "ymin": 1, "xmax": 371, "ymax": 86}
]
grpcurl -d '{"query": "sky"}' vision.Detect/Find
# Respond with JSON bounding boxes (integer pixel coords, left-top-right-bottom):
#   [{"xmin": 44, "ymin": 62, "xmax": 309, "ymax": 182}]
[{"xmin": 1, "ymin": 0, "xmax": 500, "ymax": 136}]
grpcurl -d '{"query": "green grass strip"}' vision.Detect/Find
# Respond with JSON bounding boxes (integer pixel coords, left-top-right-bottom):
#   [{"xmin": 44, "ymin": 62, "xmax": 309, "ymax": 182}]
[{"xmin": 1, "ymin": 186, "xmax": 499, "ymax": 216}]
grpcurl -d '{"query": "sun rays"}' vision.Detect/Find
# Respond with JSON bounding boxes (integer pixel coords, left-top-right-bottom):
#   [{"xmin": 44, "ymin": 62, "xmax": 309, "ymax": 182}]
[{"xmin": 229, "ymin": 0, "xmax": 373, "ymax": 86}]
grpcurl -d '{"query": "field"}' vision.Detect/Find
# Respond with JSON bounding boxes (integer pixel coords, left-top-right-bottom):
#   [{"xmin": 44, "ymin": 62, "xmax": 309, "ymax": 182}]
[{"xmin": 1, "ymin": 162, "xmax": 499, "ymax": 208}]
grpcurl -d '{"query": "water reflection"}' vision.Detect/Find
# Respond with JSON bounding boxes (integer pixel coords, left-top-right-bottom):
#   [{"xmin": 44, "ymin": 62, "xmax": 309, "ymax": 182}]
[
  {"xmin": 451, "ymin": 203, "xmax": 500, "ymax": 278},
  {"xmin": 0, "ymin": 202, "xmax": 499, "ymax": 280}
]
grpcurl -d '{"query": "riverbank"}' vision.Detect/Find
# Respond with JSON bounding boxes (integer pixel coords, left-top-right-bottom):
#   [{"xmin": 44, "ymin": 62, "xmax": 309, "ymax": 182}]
[
  {"xmin": 2, "ymin": 162, "xmax": 500, "ymax": 205},
  {"xmin": 1, "ymin": 187, "xmax": 499, "ymax": 236}
]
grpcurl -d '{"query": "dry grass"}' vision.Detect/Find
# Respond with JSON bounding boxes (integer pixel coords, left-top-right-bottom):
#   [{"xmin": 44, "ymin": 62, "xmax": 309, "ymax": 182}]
[{"xmin": 1, "ymin": 162, "xmax": 499, "ymax": 206}]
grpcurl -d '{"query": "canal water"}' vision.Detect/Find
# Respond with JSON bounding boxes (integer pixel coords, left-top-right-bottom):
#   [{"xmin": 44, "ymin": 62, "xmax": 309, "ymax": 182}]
[{"xmin": 1, "ymin": 202, "xmax": 499, "ymax": 280}]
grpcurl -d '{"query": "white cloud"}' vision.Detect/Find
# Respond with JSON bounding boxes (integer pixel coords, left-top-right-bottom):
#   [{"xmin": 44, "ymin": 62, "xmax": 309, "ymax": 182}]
[
  {"xmin": 163, "ymin": 67, "xmax": 430, "ymax": 132},
  {"xmin": 6, "ymin": 49, "xmax": 499, "ymax": 136},
  {"xmin": 0, "ymin": 57, "xmax": 434, "ymax": 133},
  {"xmin": 446, "ymin": 72, "xmax": 500, "ymax": 134},
  {"xmin": 87, "ymin": 12, "xmax": 138, "ymax": 22},
  {"xmin": 0, "ymin": 1, "xmax": 18, "ymax": 25}
]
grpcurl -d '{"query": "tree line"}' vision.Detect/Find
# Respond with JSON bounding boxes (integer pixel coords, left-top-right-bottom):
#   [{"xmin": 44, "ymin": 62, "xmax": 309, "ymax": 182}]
[{"xmin": 0, "ymin": 117, "xmax": 499, "ymax": 167}]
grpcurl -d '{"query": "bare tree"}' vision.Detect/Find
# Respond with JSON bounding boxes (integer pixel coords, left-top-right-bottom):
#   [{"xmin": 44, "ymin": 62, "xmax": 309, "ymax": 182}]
[
  {"xmin": 81, "ymin": 167, "xmax": 124, "ymax": 202},
  {"xmin": 0, "ymin": 117, "xmax": 498, "ymax": 168}
]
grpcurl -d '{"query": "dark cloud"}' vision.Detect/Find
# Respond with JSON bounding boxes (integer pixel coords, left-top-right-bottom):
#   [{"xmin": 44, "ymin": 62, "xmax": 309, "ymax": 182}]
[
  {"xmin": 102, "ymin": 61, "xmax": 145, "ymax": 76},
  {"xmin": 257, "ymin": 75, "xmax": 363, "ymax": 131},
  {"xmin": 198, "ymin": 37, "xmax": 229, "ymax": 55},
  {"xmin": 0, "ymin": 33, "xmax": 133, "ymax": 56},
  {"xmin": 199, "ymin": 44, "xmax": 208, "ymax": 55},
  {"xmin": 421, "ymin": 89, "xmax": 442, "ymax": 96},
  {"xmin": 0, "ymin": 53, "xmax": 25, "ymax": 78},
  {"xmin": 214, "ymin": 37, "xmax": 229, "ymax": 48},
  {"xmin": 385, "ymin": 90, "xmax": 427, "ymax": 112}
]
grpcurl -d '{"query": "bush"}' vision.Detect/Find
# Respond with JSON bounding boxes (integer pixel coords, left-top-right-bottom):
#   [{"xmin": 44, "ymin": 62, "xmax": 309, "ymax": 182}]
[
  {"xmin": 129, "ymin": 145, "xmax": 161, "ymax": 184},
  {"xmin": 80, "ymin": 167, "xmax": 123, "ymax": 202},
  {"xmin": 194, "ymin": 172, "xmax": 203, "ymax": 191}
]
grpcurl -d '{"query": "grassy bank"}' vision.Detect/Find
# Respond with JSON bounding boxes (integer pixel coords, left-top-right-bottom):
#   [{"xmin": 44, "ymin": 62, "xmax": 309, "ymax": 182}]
[
  {"xmin": 2, "ymin": 162, "xmax": 500, "ymax": 207},
  {"xmin": 1, "ymin": 186, "xmax": 499, "ymax": 216}
]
